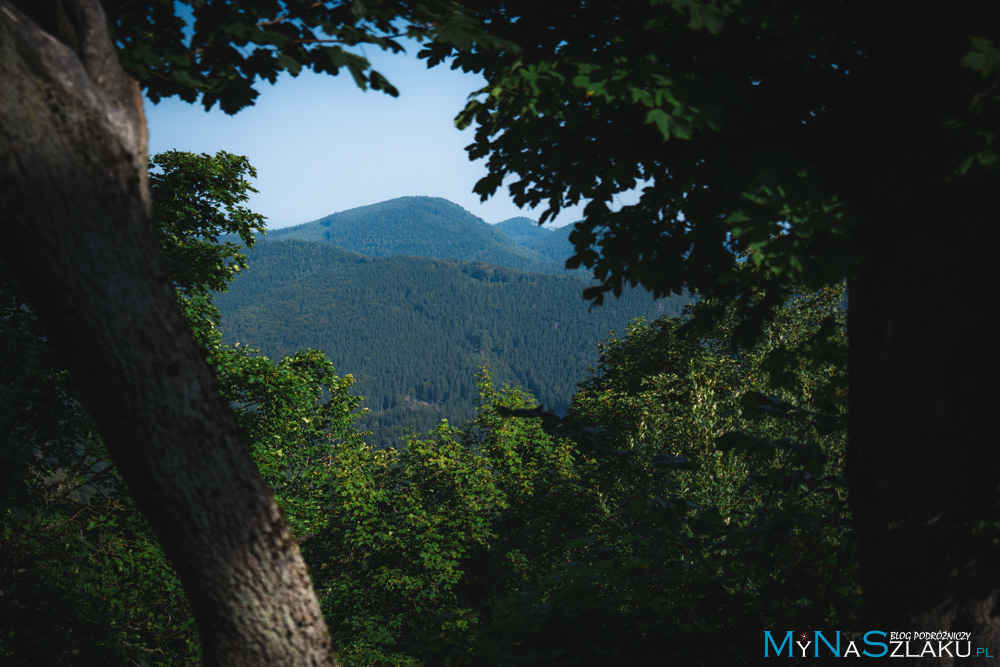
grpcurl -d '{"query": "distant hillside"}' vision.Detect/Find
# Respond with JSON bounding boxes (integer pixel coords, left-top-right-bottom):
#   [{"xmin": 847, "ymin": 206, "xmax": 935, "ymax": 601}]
[
  {"xmin": 269, "ymin": 196, "xmax": 575, "ymax": 275},
  {"xmin": 216, "ymin": 238, "xmax": 689, "ymax": 448},
  {"xmin": 494, "ymin": 216, "xmax": 580, "ymax": 266},
  {"xmin": 495, "ymin": 216, "xmax": 552, "ymax": 244},
  {"xmin": 524, "ymin": 223, "xmax": 577, "ymax": 265}
]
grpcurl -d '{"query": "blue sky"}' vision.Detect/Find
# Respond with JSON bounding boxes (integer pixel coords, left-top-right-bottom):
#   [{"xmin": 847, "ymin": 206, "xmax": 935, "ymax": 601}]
[{"xmin": 144, "ymin": 44, "xmax": 588, "ymax": 230}]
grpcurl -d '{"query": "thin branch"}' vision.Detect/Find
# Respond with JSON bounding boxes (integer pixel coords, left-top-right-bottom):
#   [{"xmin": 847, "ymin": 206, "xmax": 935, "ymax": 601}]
[
  {"xmin": 255, "ymin": 3, "xmax": 323, "ymax": 29},
  {"xmin": 39, "ymin": 505, "xmax": 92, "ymax": 532},
  {"xmin": 972, "ymin": 72, "xmax": 1000, "ymax": 110}
]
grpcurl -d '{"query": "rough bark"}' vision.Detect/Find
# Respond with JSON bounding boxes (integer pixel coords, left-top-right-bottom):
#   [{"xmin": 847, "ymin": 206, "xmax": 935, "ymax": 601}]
[
  {"xmin": 847, "ymin": 6, "xmax": 1000, "ymax": 663},
  {"xmin": 0, "ymin": 1, "xmax": 337, "ymax": 663}
]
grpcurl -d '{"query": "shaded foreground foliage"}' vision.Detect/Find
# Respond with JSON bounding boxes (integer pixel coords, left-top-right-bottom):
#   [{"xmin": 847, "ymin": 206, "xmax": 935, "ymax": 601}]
[
  {"xmin": 435, "ymin": 0, "xmax": 1000, "ymax": 643},
  {"xmin": 1, "ymin": 152, "xmax": 853, "ymax": 665}
]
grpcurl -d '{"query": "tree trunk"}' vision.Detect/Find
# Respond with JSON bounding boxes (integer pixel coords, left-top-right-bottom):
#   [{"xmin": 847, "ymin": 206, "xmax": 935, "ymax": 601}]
[
  {"xmin": 848, "ymin": 6, "xmax": 1000, "ymax": 663},
  {"xmin": 0, "ymin": 1, "xmax": 337, "ymax": 663}
]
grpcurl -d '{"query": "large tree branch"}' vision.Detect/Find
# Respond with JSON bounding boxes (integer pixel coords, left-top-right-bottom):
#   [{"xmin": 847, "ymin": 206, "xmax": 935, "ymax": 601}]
[{"xmin": 0, "ymin": 1, "xmax": 337, "ymax": 663}]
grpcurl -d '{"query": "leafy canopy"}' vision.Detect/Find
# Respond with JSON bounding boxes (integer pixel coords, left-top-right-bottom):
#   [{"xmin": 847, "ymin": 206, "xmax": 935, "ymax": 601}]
[
  {"xmin": 112, "ymin": 0, "xmax": 512, "ymax": 113},
  {"xmin": 479, "ymin": 283, "xmax": 852, "ymax": 665},
  {"xmin": 425, "ymin": 0, "xmax": 999, "ymax": 321},
  {"xmin": 150, "ymin": 150, "xmax": 265, "ymax": 295}
]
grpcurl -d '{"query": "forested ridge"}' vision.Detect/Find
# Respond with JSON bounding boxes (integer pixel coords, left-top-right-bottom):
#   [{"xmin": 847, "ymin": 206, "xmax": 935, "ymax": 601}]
[
  {"xmin": 268, "ymin": 196, "xmax": 585, "ymax": 276},
  {"xmin": 215, "ymin": 208, "xmax": 687, "ymax": 447}
]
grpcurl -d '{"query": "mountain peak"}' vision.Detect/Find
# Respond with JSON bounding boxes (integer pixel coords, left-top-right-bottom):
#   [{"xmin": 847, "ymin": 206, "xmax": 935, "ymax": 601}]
[{"xmin": 268, "ymin": 196, "xmax": 580, "ymax": 275}]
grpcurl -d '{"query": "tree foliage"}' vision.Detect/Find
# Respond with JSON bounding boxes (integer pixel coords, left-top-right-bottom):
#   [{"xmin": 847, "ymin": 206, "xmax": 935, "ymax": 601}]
[
  {"xmin": 150, "ymin": 150, "xmax": 265, "ymax": 296},
  {"xmin": 425, "ymin": 0, "xmax": 1000, "ymax": 642},
  {"xmin": 427, "ymin": 0, "xmax": 998, "ymax": 322},
  {"xmin": 295, "ymin": 369, "xmax": 589, "ymax": 664},
  {"xmin": 429, "ymin": 3, "xmax": 830, "ymax": 296},
  {"xmin": 110, "ymin": 0, "xmax": 510, "ymax": 114},
  {"xmin": 469, "ymin": 283, "xmax": 852, "ymax": 665}
]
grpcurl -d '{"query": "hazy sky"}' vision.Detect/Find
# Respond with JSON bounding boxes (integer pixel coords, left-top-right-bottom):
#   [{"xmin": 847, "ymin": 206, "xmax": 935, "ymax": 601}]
[{"xmin": 144, "ymin": 44, "xmax": 588, "ymax": 230}]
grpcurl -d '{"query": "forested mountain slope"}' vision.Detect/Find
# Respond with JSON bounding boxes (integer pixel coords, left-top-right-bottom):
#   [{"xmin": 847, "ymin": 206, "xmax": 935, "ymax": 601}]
[
  {"xmin": 496, "ymin": 216, "xmax": 578, "ymax": 265},
  {"xmin": 215, "ymin": 238, "xmax": 688, "ymax": 447},
  {"xmin": 269, "ymin": 196, "xmax": 579, "ymax": 275},
  {"xmin": 495, "ymin": 216, "xmax": 552, "ymax": 243},
  {"xmin": 522, "ymin": 223, "xmax": 576, "ymax": 264}
]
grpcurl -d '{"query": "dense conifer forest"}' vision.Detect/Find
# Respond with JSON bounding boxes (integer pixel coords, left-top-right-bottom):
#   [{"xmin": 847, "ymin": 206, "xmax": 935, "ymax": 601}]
[{"xmin": 215, "ymin": 199, "xmax": 688, "ymax": 446}]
